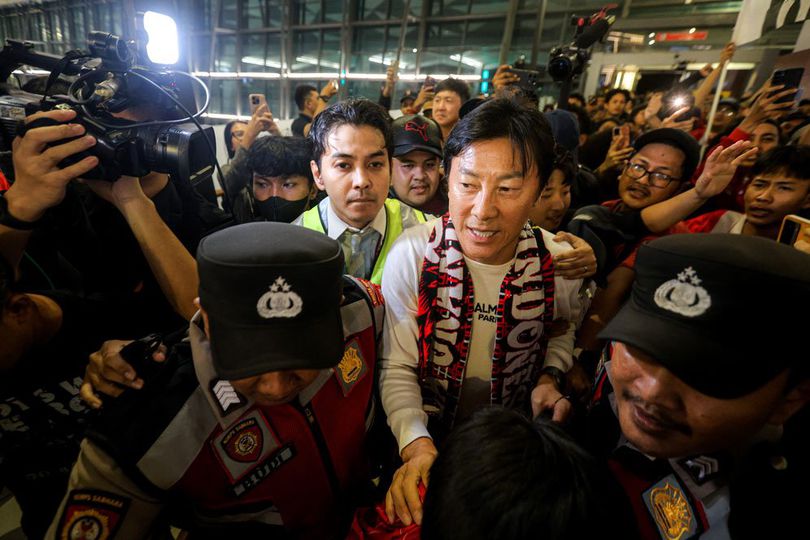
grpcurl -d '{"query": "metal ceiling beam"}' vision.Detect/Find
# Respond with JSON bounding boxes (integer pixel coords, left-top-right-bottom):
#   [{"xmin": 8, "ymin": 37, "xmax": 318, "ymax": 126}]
[{"xmin": 612, "ymin": 13, "xmax": 738, "ymax": 30}]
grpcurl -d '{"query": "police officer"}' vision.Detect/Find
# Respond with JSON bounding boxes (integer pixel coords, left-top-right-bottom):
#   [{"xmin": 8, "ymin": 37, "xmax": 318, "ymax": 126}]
[
  {"xmin": 47, "ymin": 223, "xmax": 385, "ymax": 539},
  {"xmin": 587, "ymin": 233, "xmax": 810, "ymax": 540}
]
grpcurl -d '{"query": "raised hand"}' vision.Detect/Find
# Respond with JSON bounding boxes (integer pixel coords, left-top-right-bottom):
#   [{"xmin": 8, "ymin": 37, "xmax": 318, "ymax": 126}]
[{"xmin": 694, "ymin": 140, "xmax": 757, "ymax": 199}]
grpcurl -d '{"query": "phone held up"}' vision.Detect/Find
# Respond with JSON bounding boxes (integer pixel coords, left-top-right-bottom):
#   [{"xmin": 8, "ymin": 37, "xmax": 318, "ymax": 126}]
[
  {"xmin": 777, "ymin": 214, "xmax": 810, "ymax": 248},
  {"xmin": 249, "ymin": 93, "xmax": 267, "ymax": 114},
  {"xmin": 770, "ymin": 68, "xmax": 804, "ymax": 104}
]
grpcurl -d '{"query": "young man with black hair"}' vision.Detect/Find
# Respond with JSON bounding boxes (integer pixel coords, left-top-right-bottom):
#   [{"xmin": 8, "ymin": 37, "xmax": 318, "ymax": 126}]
[
  {"xmin": 528, "ymin": 148, "xmax": 576, "ymax": 232},
  {"xmin": 48, "ymin": 223, "xmax": 386, "ymax": 539},
  {"xmin": 291, "ymin": 81, "xmax": 339, "ymax": 137},
  {"xmin": 421, "ymin": 407, "xmax": 629, "ymax": 540},
  {"xmin": 597, "ymin": 88, "xmax": 631, "ymax": 131},
  {"xmin": 293, "ymin": 99, "xmax": 426, "ymax": 285},
  {"xmin": 589, "ymin": 233, "xmax": 810, "ymax": 540},
  {"xmin": 230, "ymin": 136, "xmax": 318, "ymax": 224},
  {"xmin": 379, "ymin": 99, "xmax": 592, "ymax": 527},
  {"xmin": 431, "ymin": 78, "xmax": 470, "ymax": 140}
]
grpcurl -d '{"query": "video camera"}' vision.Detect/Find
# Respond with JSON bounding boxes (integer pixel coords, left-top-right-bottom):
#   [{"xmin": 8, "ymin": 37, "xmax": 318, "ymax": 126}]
[
  {"xmin": 548, "ymin": 5, "xmax": 616, "ymax": 84},
  {"xmin": 0, "ymin": 23, "xmax": 216, "ymax": 184}
]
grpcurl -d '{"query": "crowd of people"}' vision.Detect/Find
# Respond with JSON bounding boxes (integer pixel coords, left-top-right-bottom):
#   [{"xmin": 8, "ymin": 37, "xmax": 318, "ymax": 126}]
[{"xmin": 0, "ymin": 37, "xmax": 808, "ymax": 540}]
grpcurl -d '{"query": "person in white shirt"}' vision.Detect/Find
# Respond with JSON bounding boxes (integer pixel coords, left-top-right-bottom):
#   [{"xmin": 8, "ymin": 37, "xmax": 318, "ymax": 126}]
[
  {"xmin": 293, "ymin": 99, "xmax": 426, "ymax": 284},
  {"xmin": 379, "ymin": 99, "xmax": 593, "ymax": 526}
]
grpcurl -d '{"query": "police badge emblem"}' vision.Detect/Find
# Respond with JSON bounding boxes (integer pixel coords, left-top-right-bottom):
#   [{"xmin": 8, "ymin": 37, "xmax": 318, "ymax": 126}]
[
  {"xmin": 212, "ymin": 409, "xmax": 283, "ymax": 483},
  {"xmin": 335, "ymin": 339, "xmax": 368, "ymax": 396},
  {"xmin": 642, "ymin": 474, "xmax": 702, "ymax": 540},
  {"xmin": 56, "ymin": 490, "xmax": 130, "ymax": 540},
  {"xmin": 221, "ymin": 417, "xmax": 264, "ymax": 463}
]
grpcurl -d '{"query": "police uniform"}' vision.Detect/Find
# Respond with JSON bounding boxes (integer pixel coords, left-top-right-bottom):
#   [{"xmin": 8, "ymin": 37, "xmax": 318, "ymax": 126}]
[
  {"xmin": 46, "ymin": 223, "xmax": 386, "ymax": 540},
  {"xmin": 586, "ymin": 234, "xmax": 810, "ymax": 540}
]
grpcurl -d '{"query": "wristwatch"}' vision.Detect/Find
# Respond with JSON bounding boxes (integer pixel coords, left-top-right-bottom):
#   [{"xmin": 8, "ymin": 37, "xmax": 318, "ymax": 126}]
[
  {"xmin": 539, "ymin": 366, "xmax": 566, "ymax": 391},
  {"xmin": 0, "ymin": 193, "xmax": 44, "ymax": 230}
]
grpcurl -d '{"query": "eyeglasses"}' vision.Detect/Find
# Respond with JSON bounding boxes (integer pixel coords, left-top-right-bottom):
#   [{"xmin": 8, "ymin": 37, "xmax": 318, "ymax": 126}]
[{"xmin": 624, "ymin": 161, "xmax": 680, "ymax": 188}]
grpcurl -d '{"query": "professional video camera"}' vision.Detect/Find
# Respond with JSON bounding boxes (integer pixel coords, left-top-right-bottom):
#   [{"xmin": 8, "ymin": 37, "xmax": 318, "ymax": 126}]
[
  {"xmin": 0, "ymin": 18, "xmax": 216, "ymax": 185},
  {"xmin": 548, "ymin": 5, "xmax": 617, "ymax": 108}
]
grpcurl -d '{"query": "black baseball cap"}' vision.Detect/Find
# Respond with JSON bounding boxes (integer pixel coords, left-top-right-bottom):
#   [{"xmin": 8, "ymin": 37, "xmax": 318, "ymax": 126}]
[
  {"xmin": 392, "ymin": 114, "xmax": 443, "ymax": 158},
  {"xmin": 633, "ymin": 128, "xmax": 701, "ymax": 182},
  {"xmin": 400, "ymin": 90, "xmax": 416, "ymax": 104},
  {"xmin": 197, "ymin": 222, "xmax": 345, "ymax": 380},
  {"xmin": 600, "ymin": 234, "xmax": 810, "ymax": 398}
]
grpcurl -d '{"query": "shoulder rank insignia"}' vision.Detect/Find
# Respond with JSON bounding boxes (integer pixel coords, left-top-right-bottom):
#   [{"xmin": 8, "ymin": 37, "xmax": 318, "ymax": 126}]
[
  {"xmin": 210, "ymin": 379, "xmax": 246, "ymax": 416},
  {"xmin": 335, "ymin": 339, "xmax": 368, "ymax": 396},
  {"xmin": 643, "ymin": 474, "xmax": 703, "ymax": 540},
  {"xmin": 56, "ymin": 489, "xmax": 130, "ymax": 540}
]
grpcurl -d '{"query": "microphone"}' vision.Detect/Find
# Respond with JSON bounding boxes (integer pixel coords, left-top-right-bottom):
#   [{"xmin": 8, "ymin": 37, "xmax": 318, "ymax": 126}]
[{"xmin": 573, "ymin": 16, "xmax": 615, "ymax": 49}]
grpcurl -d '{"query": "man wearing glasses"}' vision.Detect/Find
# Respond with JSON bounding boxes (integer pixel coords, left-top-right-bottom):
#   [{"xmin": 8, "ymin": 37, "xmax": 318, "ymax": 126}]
[{"xmin": 568, "ymin": 128, "xmax": 753, "ymax": 351}]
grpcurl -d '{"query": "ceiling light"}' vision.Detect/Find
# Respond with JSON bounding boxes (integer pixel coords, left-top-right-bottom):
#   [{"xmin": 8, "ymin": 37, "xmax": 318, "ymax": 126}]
[
  {"xmin": 449, "ymin": 54, "xmax": 482, "ymax": 69},
  {"xmin": 689, "ymin": 27, "xmax": 696, "ymax": 34},
  {"xmin": 648, "ymin": 40, "xmax": 656, "ymax": 45}
]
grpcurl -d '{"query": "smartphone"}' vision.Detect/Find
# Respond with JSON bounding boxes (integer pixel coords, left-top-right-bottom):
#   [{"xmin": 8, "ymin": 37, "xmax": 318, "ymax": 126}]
[
  {"xmin": 424, "ymin": 75, "xmax": 437, "ymax": 88},
  {"xmin": 770, "ymin": 68, "xmax": 804, "ymax": 104},
  {"xmin": 777, "ymin": 214, "xmax": 810, "ymax": 247},
  {"xmin": 509, "ymin": 68, "xmax": 543, "ymax": 91},
  {"xmin": 249, "ymin": 93, "xmax": 267, "ymax": 114}
]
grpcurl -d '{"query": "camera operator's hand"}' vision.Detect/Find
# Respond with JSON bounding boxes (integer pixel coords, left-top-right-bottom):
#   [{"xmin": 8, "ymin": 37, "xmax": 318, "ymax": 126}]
[
  {"xmin": 81, "ymin": 338, "xmax": 167, "ymax": 409},
  {"xmin": 242, "ymin": 103, "xmax": 279, "ymax": 150},
  {"xmin": 5, "ymin": 109, "xmax": 98, "ymax": 222},
  {"xmin": 83, "ymin": 174, "xmax": 168, "ymax": 213},
  {"xmin": 492, "ymin": 64, "xmax": 520, "ymax": 90}
]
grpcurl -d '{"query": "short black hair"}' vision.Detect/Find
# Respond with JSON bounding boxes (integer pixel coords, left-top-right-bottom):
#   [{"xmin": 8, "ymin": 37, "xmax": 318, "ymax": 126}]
[
  {"xmin": 224, "ymin": 120, "xmax": 247, "ymax": 159},
  {"xmin": 553, "ymin": 147, "xmax": 577, "ymax": 186},
  {"xmin": 605, "ymin": 88, "xmax": 631, "ymax": 103},
  {"xmin": 247, "ymin": 136, "xmax": 314, "ymax": 184},
  {"xmin": 568, "ymin": 105, "xmax": 592, "ymax": 135},
  {"xmin": 308, "ymin": 98, "xmax": 392, "ymax": 166},
  {"xmin": 750, "ymin": 144, "xmax": 810, "ymax": 181},
  {"xmin": 443, "ymin": 98, "xmax": 555, "ymax": 190},
  {"xmin": 422, "ymin": 407, "xmax": 621, "ymax": 540},
  {"xmin": 434, "ymin": 78, "xmax": 470, "ymax": 103},
  {"xmin": 294, "ymin": 84, "xmax": 318, "ymax": 110},
  {"xmin": 800, "ymin": 98, "xmax": 810, "ymax": 107},
  {"xmin": 569, "ymin": 92, "xmax": 585, "ymax": 107}
]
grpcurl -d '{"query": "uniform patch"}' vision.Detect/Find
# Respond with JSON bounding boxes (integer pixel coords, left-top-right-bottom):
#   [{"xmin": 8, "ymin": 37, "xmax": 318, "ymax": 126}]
[
  {"xmin": 210, "ymin": 379, "xmax": 246, "ymax": 416},
  {"xmin": 212, "ymin": 409, "xmax": 281, "ymax": 482},
  {"xmin": 56, "ymin": 490, "xmax": 130, "ymax": 540},
  {"xmin": 335, "ymin": 339, "xmax": 368, "ymax": 396},
  {"xmin": 233, "ymin": 444, "xmax": 296, "ymax": 497},
  {"xmin": 678, "ymin": 456, "xmax": 720, "ymax": 486},
  {"xmin": 643, "ymin": 474, "xmax": 701, "ymax": 540}
]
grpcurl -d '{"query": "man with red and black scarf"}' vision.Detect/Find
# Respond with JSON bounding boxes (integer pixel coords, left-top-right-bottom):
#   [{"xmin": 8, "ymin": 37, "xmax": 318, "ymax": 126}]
[{"xmin": 378, "ymin": 99, "xmax": 593, "ymax": 527}]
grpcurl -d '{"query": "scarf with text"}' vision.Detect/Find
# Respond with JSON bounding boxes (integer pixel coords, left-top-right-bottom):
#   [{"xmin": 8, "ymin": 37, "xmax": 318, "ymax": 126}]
[{"xmin": 416, "ymin": 214, "xmax": 555, "ymax": 435}]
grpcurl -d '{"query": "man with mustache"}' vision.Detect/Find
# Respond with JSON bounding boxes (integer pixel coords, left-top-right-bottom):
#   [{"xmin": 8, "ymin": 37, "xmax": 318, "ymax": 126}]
[
  {"xmin": 389, "ymin": 115, "xmax": 447, "ymax": 216},
  {"xmin": 294, "ymin": 99, "xmax": 427, "ymax": 285},
  {"xmin": 588, "ymin": 233, "xmax": 810, "ymax": 540}
]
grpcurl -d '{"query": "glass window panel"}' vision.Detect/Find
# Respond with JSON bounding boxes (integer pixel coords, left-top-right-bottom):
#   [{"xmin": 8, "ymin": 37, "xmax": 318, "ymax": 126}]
[
  {"xmin": 241, "ymin": 33, "xmax": 283, "ymax": 72},
  {"xmin": 360, "ymin": 0, "xmax": 390, "ymax": 20},
  {"xmin": 431, "ymin": 0, "xmax": 468, "ymax": 16},
  {"xmin": 292, "ymin": 0, "xmax": 323, "ymax": 25},
  {"xmin": 210, "ymin": 79, "xmax": 239, "ymax": 114},
  {"xmin": 350, "ymin": 24, "xmax": 417, "ymax": 75},
  {"xmin": 192, "ymin": 35, "xmax": 212, "ymax": 71},
  {"xmin": 469, "ymin": 1, "xmax": 509, "ymax": 15},
  {"xmin": 183, "ymin": 0, "xmax": 213, "ymax": 32},
  {"xmin": 242, "ymin": 0, "xmax": 283, "ymax": 28},
  {"xmin": 220, "ymin": 0, "xmax": 238, "ymax": 28},
  {"xmin": 324, "ymin": 0, "xmax": 343, "ymax": 23},
  {"xmin": 345, "ymin": 80, "xmax": 385, "ymax": 101},
  {"xmin": 214, "ymin": 35, "xmax": 237, "ymax": 71},
  {"xmin": 291, "ymin": 30, "xmax": 336, "ymax": 72}
]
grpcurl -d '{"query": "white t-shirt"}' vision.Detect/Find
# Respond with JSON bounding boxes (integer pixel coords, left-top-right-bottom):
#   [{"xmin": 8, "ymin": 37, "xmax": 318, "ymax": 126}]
[
  {"xmin": 379, "ymin": 220, "xmax": 592, "ymax": 451},
  {"xmin": 455, "ymin": 256, "xmax": 513, "ymax": 421}
]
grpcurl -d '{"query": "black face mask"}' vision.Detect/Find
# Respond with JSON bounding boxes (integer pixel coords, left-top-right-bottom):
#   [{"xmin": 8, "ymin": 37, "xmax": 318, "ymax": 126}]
[{"xmin": 254, "ymin": 196, "xmax": 310, "ymax": 223}]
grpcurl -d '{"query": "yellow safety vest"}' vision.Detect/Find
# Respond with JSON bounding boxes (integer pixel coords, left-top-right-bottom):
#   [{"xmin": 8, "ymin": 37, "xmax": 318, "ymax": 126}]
[{"xmin": 300, "ymin": 198, "xmax": 426, "ymax": 285}]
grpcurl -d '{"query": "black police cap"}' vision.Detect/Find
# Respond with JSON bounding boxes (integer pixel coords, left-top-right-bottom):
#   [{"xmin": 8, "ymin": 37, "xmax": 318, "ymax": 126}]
[
  {"xmin": 197, "ymin": 222, "xmax": 345, "ymax": 380},
  {"xmin": 600, "ymin": 234, "xmax": 810, "ymax": 398}
]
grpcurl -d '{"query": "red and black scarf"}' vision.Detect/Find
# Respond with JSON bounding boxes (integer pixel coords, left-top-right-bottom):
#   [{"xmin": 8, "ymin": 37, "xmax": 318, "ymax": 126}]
[{"xmin": 416, "ymin": 215, "xmax": 556, "ymax": 434}]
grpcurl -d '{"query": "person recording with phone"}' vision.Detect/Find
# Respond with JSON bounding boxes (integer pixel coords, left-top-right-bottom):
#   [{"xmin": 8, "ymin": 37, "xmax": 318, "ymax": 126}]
[{"xmin": 291, "ymin": 80, "xmax": 339, "ymax": 137}]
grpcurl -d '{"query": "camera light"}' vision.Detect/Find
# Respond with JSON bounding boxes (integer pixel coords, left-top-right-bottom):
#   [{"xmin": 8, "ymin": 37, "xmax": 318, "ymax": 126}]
[
  {"xmin": 143, "ymin": 11, "xmax": 179, "ymax": 65},
  {"xmin": 672, "ymin": 96, "xmax": 686, "ymax": 107}
]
